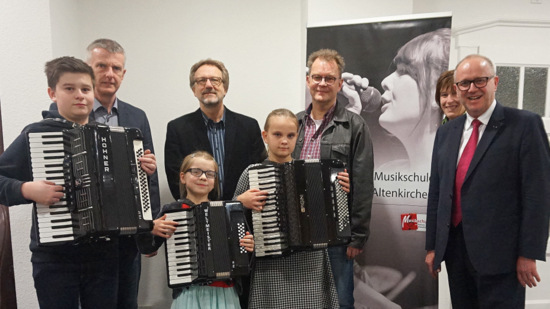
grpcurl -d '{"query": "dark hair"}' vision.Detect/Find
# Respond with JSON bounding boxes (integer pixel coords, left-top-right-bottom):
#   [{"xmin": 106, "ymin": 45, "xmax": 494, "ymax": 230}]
[
  {"xmin": 179, "ymin": 151, "xmax": 220, "ymax": 200},
  {"xmin": 44, "ymin": 56, "xmax": 94, "ymax": 89},
  {"xmin": 435, "ymin": 70, "xmax": 455, "ymax": 107},
  {"xmin": 189, "ymin": 59, "xmax": 230, "ymax": 92},
  {"xmin": 307, "ymin": 49, "xmax": 345, "ymax": 76}
]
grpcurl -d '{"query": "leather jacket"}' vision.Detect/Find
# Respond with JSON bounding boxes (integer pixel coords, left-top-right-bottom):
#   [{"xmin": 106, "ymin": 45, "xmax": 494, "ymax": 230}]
[{"xmin": 293, "ymin": 101, "xmax": 374, "ymax": 249}]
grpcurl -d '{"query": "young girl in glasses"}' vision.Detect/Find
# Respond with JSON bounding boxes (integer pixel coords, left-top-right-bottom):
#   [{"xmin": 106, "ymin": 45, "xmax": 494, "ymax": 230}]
[
  {"xmin": 150, "ymin": 151, "xmax": 254, "ymax": 309},
  {"xmin": 233, "ymin": 108, "xmax": 350, "ymax": 308}
]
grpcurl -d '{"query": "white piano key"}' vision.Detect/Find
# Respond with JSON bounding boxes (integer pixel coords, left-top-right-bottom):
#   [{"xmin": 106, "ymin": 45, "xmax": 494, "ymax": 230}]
[
  {"xmin": 28, "ymin": 132, "xmax": 64, "ymax": 138},
  {"xmin": 29, "ymin": 148, "xmax": 64, "ymax": 154},
  {"xmin": 167, "ymin": 256, "xmax": 194, "ymax": 265},
  {"xmin": 29, "ymin": 142, "xmax": 64, "ymax": 148},
  {"xmin": 39, "ymin": 235, "xmax": 75, "ymax": 243},
  {"xmin": 36, "ymin": 206, "xmax": 70, "ymax": 215},
  {"xmin": 169, "ymin": 276, "xmax": 194, "ymax": 285},
  {"xmin": 31, "ymin": 172, "xmax": 64, "ymax": 179},
  {"xmin": 31, "ymin": 167, "xmax": 64, "ymax": 175},
  {"xmin": 31, "ymin": 158, "xmax": 64, "ymax": 165},
  {"xmin": 37, "ymin": 227, "xmax": 75, "ymax": 237}
]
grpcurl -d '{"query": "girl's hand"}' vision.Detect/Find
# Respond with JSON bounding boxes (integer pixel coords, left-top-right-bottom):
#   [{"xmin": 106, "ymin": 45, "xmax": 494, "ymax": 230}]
[
  {"xmin": 145, "ymin": 251, "xmax": 158, "ymax": 258},
  {"xmin": 338, "ymin": 169, "xmax": 351, "ymax": 193},
  {"xmin": 237, "ymin": 188, "xmax": 268, "ymax": 211},
  {"xmin": 240, "ymin": 232, "xmax": 254, "ymax": 252},
  {"xmin": 152, "ymin": 214, "xmax": 178, "ymax": 238},
  {"xmin": 139, "ymin": 149, "xmax": 157, "ymax": 176}
]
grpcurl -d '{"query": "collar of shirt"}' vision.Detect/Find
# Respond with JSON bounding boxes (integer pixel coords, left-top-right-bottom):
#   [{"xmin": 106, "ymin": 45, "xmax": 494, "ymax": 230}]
[
  {"xmin": 304, "ymin": 102, "xmax": 336, "ymax": 137},
  {"xmin": 201, "ymin": 109, "xmax": 226, "ymax": 129},
  {"xmin": 93, "ymin": 97, "xmax": 118, "ymax": 114},
  {"xmin": 464, "ymin": 99, "xmax": 496, "ymax": 130},
  {"xmin": 458, "ymin": 99, "xmax": 496, "ymax": 164},
  {"xmin": 92, "ymin": 97, "xmax": 119, "ymax": 124}
]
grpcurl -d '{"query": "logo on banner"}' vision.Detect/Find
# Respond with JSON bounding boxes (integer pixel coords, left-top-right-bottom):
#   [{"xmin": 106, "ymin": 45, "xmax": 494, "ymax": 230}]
[
  {"xmin": 401, "ymin": 213, "xmax": 418, "ymax": 230},
  {"xmin": 401, "ymin": 213, "xmax": 427, "ymax": 231}
]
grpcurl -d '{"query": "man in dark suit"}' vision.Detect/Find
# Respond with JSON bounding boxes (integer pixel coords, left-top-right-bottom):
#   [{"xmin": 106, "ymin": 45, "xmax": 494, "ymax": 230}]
[
  {"xmin": 51, "ymin": 39, "xmax": 161, "ymax": 309},
  {"xmin": 164, "ymin": 59, "xmax": 266, "ymax": 308},
  {"xmin": 425, "ymin": 54, "xmax": 550, "ymax": 308},
  {"xmin": 164, "ymin": 59, "xmax": 266, "ymax": 202}
]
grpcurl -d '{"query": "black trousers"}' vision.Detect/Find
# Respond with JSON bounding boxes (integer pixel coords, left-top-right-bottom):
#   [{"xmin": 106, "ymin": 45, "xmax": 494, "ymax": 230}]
[{"xmin": 444, "ymin": 224, "xmax": 525, "ymax": 309}]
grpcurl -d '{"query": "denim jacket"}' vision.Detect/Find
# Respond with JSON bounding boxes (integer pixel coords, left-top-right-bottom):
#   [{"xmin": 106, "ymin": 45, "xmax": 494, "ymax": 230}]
[{"xmin": 293, "ymin": 101, "xmax": 374, "ymax": 249}]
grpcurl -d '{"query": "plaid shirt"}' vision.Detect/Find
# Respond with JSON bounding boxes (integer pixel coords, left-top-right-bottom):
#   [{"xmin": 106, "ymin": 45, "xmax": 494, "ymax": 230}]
[{"xmin": 299, "ymin": 103, "xmax": 336, "ymax": 160}]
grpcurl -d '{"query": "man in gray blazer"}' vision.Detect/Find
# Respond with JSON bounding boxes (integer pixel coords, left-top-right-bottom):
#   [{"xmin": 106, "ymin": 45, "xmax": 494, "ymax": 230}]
[{"xmin": 425, "ymin": 54, "xmax": 550, "ymax": 308}]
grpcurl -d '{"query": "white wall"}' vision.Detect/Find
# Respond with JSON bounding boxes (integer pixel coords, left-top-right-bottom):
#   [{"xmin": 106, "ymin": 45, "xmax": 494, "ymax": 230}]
[
  {"xmin": 307, "ymin": 0, "xmax": 412, "ymax": 25},
  {"xmin": 0, "ymin": 1, "xmax": 53, "ymax": 308},
  {"xmin": 2, "ymin": 0, "xmax": 550, "ymax": 308},
  {"xmin": 5, "ymin": 0, "xmax": 307, "ymax": 308}
]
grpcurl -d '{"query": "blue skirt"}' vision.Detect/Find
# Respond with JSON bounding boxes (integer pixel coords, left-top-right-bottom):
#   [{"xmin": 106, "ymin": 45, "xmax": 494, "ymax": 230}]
[{"xmin": 171, "ymin": 285, "xmax": 241, "ymax": 309}]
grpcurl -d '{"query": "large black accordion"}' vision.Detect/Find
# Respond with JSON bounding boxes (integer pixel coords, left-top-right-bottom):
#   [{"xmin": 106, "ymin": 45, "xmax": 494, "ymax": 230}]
[
  {"xmin": 28, "ymin": 123, "xmax": 153, "ymax": 246},
  {"xmin": 248, "ymin": 159, "xmax": 351, "ymax": 257},
  {"xmin": 164, "ymin": 201, "xmax": 249, "ymax": 288}
]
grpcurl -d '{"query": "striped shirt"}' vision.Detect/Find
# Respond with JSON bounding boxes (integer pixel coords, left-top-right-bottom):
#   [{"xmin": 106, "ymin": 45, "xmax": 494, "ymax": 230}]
[
  {"xmin": 299, "ymin": 103, "xmax": 336, "ymax": 160},
  {"xmin": 201, "ymin": 110, "xmax": 226, "ymax": 196}
]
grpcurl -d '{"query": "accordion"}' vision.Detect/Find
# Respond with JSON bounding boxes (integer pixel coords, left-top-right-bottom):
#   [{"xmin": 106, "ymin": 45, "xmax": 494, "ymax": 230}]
[
  {"xmin": 164, "ymin": 201, "xmax": 250, "ymax": 288},
  {"xmin": 28, "ymin": 123, "xmax": 153, "ymax": 246},
  {"xmin": 248, "ymin": 159, "xmax": 351, "ymax": 257}
]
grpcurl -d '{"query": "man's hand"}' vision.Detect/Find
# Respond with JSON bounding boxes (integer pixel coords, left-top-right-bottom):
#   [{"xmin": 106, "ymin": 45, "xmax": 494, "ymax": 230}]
[
  {"xmin": 139, "ymin": 149, "xmax": 156, "ymax": 176},
  {"xmin": 237, "ymin": 188, "xmax": 268, "ymax": 211},
  {"xmin": 21, "ymin": 180, "xmax": 64, "ymax": 205},
  {"xmin": 347, "ymin": 246, "xmax": 362, "ymax": 259},
  {"xmin": 517, "ymin": 256, "xmax": 540, "ymax": 287},
  {"xmin": 337, "ymin": 169, "xmax": 350, "ymax": 193},
  {"xmin": 425, "ymin": 250, "xmax": 440, "ymax": 278}
]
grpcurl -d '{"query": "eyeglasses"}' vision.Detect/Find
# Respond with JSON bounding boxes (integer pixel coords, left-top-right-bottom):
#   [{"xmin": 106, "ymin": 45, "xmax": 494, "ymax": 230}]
[
  {"xmin": 455, "ymin": 76, "xmax": 494, "ymax": 91},
  {"xmin": 186, "ymin": 168, "xmax": 217, "ymax": 179},
  {"xmin": 194, "ymin": 77, "xmax": 223, "ymax": 87},
  {"xmin": 310, "ymin": 75, "xmax": 338, "ymax": 85}
]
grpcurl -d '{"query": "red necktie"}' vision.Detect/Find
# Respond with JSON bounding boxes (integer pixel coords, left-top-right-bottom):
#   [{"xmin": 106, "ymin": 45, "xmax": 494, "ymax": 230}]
[{"xmin": 452, "ymin": 119, "xmax": 481, "ymax": 227}]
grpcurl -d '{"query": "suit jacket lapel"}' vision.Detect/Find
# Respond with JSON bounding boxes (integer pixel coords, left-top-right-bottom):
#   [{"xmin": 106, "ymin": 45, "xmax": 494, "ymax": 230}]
[
  {"xmin": 116, "ymin": 99, "xmax": 128, "ymax": 126},
  {"xmin": 448, "ymin": 116, "xmax": 466, "ymax": 177},
  {"xmin": 223, "ymin": 108, "xmax": 236, "ymax": 172},
  {"xmin": 464, "ymin": 103, "xmax": 505, "ymax": 182},
  {"xmin": 191, "ymin": 109, "xmax": 212, "ymax": 152}
]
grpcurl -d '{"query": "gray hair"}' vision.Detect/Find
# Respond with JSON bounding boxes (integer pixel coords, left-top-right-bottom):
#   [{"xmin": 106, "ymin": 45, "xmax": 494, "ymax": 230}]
[
  {"xmin": 189, "ymin": 59, "xmax": 230, "ymax": 92},
  {"xmin": 86, "ymin": 38, "xmax": 125, "ymax": 64}
]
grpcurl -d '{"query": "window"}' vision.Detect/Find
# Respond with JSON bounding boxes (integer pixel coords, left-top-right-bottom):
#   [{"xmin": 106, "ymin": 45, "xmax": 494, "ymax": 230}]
[{"xmin": 496, "ymin": 65, "xmax": 549, "ymax": 117}]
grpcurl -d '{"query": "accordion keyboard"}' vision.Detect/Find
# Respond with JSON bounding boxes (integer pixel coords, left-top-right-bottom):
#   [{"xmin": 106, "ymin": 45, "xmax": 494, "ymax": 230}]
[
  {"xmin": 249, "ymin": 165, "xmax": 289, "ymax": 257},
  {"xmin": 165, "ymin": 210, "xmax": 198, "ymax": 286},
  {"xmin": 28, "ymin": 132, "xmax": 75, "ymax": 244}
]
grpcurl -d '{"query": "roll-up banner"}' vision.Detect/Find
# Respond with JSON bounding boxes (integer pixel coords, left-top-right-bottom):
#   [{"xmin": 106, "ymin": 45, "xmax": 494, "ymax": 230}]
[{"xmin": 307, "ymin": 13, "xmax": 452, "ymax": 308}]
